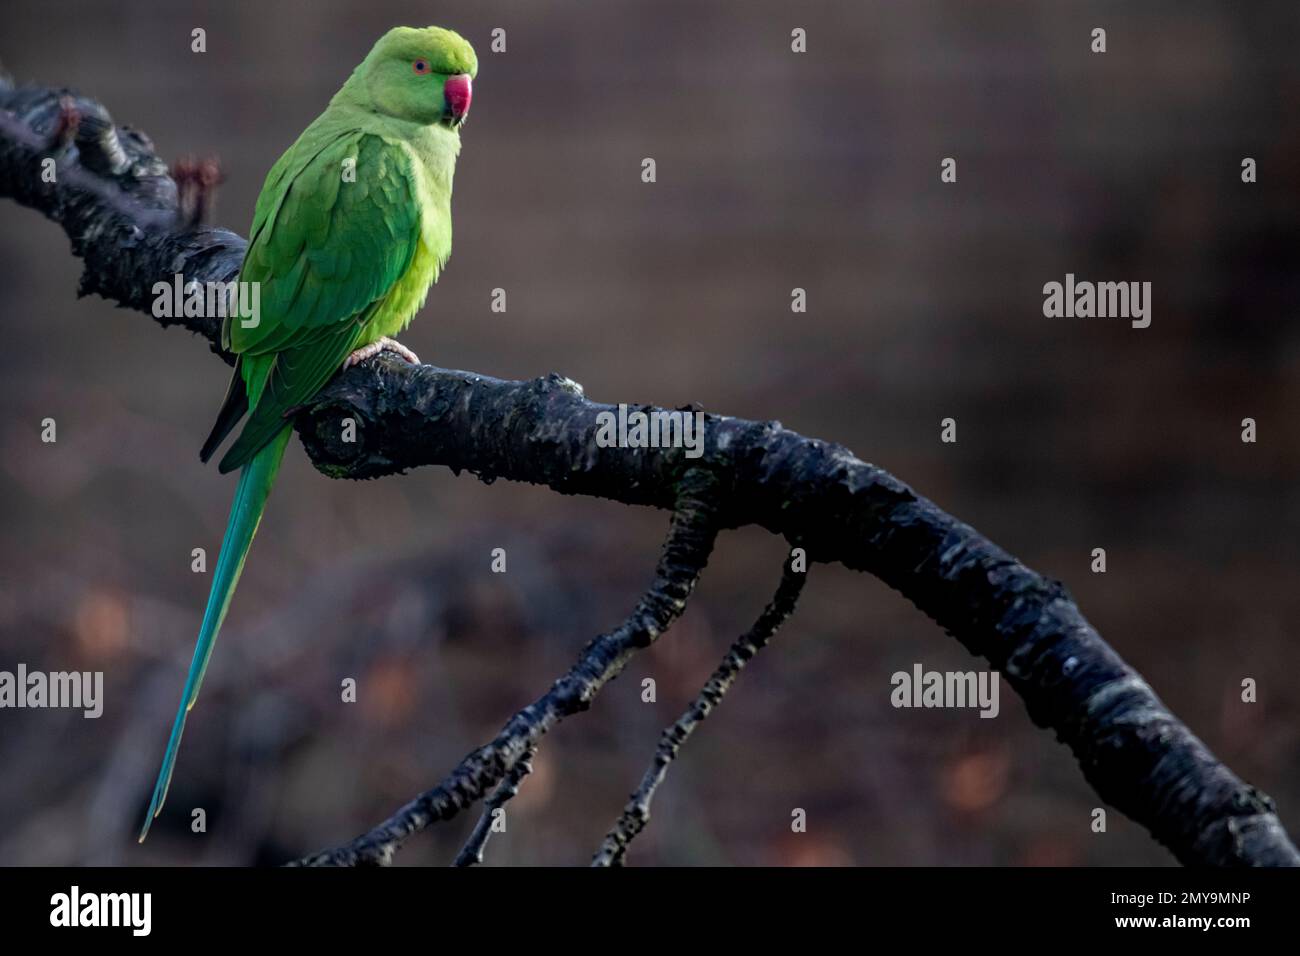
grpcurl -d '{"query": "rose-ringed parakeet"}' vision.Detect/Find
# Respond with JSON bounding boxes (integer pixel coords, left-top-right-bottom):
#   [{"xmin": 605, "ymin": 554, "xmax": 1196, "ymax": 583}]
[{"xmin": 139, "ymin": 26, "xmax": 477, "ymax": 841}]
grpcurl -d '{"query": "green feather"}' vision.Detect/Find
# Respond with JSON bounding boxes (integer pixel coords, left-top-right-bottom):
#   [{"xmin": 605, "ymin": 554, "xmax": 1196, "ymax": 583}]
[
  {"xmin": 139, "ymin": 428, "xmax": 290, "ymax": 841},
  {"xmin": 140, "ymin": 24, "xmax": 475, "ymax": 839}
]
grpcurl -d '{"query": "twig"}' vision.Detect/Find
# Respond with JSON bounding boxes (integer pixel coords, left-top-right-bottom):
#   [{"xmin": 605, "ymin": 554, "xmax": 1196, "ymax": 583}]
[
  {"xmin": 452, "ymin": 747, "xmax": 536, "ymax": 867},
  {"xmin": 592, "ymin": 561, "xmax": 807, "ymax": 866},
  {"xmin": 2, "ymin": 77, "xmax": 1296, "ymax": 866},
  {"xmin": 291, "ymin": 470, "xmax": 720, "ymax": 865}
]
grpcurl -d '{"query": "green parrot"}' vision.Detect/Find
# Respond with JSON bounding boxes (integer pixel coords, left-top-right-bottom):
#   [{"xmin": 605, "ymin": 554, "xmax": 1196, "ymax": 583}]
[{"xmin": 139, "ymin": 25, "xmax": 477, "ymax": 841}]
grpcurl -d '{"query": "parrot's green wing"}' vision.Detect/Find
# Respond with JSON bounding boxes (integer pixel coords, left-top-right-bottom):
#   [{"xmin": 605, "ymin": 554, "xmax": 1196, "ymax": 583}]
[
  {"xmin": 143, "ymin": 131, "xmax": 425, "ymax": 840},
  {"xmin": 203, "ymin": 131, "xmax": 423, "ymax": 472},
  {"xmin": 143, "ymin": 22, "xmax": 476, "ymax": 843}
]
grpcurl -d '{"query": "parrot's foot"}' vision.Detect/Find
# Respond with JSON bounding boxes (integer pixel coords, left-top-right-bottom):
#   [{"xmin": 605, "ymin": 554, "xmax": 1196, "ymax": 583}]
[{"xmin": 344, "ymin": 337, "xmax": 421, "ymax": 369}]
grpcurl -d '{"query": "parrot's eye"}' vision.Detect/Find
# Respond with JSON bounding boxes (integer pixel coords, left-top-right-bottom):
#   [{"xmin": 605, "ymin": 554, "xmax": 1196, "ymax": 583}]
[{"xmin": 412, "ymin": 59, "xmax": 431, "ymax": 75}]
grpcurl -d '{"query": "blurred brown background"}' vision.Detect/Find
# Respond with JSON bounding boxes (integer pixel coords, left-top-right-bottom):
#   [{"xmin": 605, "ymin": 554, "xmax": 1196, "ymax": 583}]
[{"xmin": 1, "ymin": 0, "xmax": 1298, "ymax": 865}]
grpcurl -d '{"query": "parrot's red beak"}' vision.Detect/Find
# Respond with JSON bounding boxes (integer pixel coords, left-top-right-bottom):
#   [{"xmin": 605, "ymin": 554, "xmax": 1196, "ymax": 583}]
[{"xmin": 444, "ymin": 74, "xmax": 472, "ymax": 125}]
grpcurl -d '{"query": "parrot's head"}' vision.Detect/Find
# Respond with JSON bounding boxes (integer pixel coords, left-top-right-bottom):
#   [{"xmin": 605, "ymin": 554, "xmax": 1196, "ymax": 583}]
[{"xmin": 352, "ymin": 26, "xmax": 477, "ymax": 130}]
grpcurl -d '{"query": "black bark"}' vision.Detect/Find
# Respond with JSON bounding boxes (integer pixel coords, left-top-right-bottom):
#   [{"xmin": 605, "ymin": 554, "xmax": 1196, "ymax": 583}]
[
  {"xmin": 295, "ymin": 470, "xmax": 720, "ymax": 866},
  {"xmin": 592, "ymin": 562, "xmax": 808, "ymax": 866},
  {"xmin": 2, "ymin": 77, "xmax": 1295, "ymax": 867}
]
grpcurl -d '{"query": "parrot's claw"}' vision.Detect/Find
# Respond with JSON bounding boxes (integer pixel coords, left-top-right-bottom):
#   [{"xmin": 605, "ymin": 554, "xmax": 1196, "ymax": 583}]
[{"xmin": 344, "ymin": 337, "xmax": 421, "ymax": 369}]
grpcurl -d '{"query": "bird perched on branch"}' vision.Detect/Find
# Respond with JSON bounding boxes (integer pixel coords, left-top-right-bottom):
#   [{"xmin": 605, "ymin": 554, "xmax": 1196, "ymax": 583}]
[{"xmin": 139, "ymin": 25, "xmax": 477, "ymax": 841}]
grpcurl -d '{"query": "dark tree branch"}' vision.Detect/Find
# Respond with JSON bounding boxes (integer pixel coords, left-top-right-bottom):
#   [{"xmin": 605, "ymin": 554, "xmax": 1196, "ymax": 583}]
[
  {"xmin": 592, "ymin": 561, "xmax": 808, "ymax": 867},
  {"xmin": 452, "ymin": 746, "xmax": 536, "ymax": 867},
  {"xmin": 292, "ymin": 471, "xmax": 719, "ymax": 865},
  {"xmin": 2, "ymin": 78, "xmax": 1296, "ymax": 867}
]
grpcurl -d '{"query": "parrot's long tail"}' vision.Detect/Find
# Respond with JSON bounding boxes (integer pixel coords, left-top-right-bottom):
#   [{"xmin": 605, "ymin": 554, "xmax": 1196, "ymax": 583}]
[{"xmin": 138, "ymin": 426, "xmax": 292, "ymax": 842}]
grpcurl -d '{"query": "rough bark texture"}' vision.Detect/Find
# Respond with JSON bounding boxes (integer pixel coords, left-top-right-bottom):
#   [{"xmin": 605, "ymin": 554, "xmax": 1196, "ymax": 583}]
[
  {"xmin": 2, "ymin": 77, "xmax": 1296, "ymax": 866},
  {"xmin": 452, "ymin": 746, "xmax": 536, "ymax": 868},
  {"xmin": 592, "ymin": 563, "xmax": 808, "ymax": 867},
  {"xmin": 295, "ymin": 470, "xmax": 719, "ymax": 866}
]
